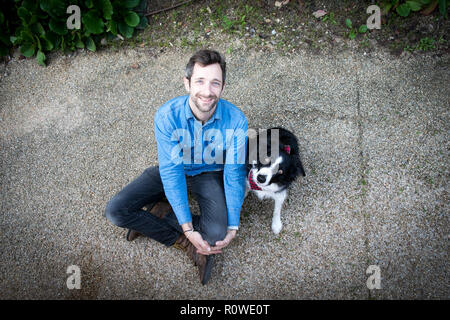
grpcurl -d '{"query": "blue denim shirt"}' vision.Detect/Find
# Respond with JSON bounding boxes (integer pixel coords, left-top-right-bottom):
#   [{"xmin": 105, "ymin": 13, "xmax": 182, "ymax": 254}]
[{"xmin": 154, "ymin": 95, "xmax": 248, "ymax": 228}]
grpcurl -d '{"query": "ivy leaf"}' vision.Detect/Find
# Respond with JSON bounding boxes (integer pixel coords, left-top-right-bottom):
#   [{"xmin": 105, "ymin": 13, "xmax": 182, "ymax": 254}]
[{"xmin": 124, "ymin": 11, "xmax": 140, "ymax": 27}]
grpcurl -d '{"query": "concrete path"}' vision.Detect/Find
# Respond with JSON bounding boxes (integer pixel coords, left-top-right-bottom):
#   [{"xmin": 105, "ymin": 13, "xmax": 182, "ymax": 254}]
[{"xmin": 0, "ymin": 45, "xmax": 448, "ymax": 299}]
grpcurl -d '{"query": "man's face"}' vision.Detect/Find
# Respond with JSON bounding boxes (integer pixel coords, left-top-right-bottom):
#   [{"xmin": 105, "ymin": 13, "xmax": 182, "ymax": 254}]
[{"xmin": 184, "ymin": 62, "xmax": 224, "ymax": 115}]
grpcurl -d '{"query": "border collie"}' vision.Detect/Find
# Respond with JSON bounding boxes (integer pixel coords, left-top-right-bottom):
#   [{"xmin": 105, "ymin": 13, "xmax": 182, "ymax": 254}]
[{"xmin": 245, "ymin": 127, "xmax": 306, "ymax": 234}]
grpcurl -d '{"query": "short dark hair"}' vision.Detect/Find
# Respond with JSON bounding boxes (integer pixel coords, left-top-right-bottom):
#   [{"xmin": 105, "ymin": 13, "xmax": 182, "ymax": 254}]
[{"xmin": 185, "ymin": 49, "xmax": 226, "ymax": 86}]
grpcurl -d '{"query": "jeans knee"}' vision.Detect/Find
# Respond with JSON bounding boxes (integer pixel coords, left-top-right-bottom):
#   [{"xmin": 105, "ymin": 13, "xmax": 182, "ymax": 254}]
[
  {"xmin": 105, "ymin": 197, "xmax": 128, "ymax": 228},
  {"xmin": 202, "ymin": 224, "xmax": 227, "ymax": 246}
]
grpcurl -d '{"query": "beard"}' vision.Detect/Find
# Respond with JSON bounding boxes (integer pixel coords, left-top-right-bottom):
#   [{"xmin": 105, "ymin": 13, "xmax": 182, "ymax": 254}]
[{"xmin": 190, "ymin": 93, "xmax": 219, "ymax": 114}]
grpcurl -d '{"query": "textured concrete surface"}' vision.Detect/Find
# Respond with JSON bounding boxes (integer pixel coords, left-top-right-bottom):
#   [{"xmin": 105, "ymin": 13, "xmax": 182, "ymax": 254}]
[{"xmin": 0, "ymin": 44, "xmax": 448, "ymax": 299}]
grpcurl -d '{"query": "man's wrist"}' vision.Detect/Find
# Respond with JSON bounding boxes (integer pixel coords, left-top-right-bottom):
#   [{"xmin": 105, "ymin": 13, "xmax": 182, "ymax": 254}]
[
  {"xmin": 227, "ymin": 226, "xmax": 238, "ymax": 231},
  {"xmin": 182, "ymin": 222, "xmax": 194, "ymax": 232}
]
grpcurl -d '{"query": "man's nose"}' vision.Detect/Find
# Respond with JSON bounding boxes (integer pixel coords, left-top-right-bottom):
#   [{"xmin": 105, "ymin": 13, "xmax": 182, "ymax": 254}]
[
  {"xmin": 201, "ymin": 83, "xmax": 214, "ymax": 96},
  {"xmin": 257, "ymin": 174, "xmax": 266, "ymax": 183}
]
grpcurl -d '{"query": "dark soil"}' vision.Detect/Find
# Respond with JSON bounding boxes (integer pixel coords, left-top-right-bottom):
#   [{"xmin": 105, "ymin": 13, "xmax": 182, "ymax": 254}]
[{"xmin": 138, "ymin": 0, "xmax": 449, "ymax": 56}]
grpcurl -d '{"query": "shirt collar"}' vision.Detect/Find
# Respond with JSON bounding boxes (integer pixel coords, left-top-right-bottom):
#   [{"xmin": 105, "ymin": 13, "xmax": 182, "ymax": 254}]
[{"xmin": 184, "ymin": 95, "xmax": 222, "ymax": 122}]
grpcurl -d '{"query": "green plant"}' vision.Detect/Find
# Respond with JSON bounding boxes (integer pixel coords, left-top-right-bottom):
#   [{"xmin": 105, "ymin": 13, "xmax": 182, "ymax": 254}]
[
  {"xmin": 404, "ymin": 36, "xmax": 437, "ymax": 51},
  {"xmin": 3, "ymin": 0, "xmax": 148, "ymax": 66},
  {"xmin": 321, "ymin": 12, "xmax": 337, "ymax": 25},
  {"xmin": 417, "ymin": 37, "xmax": 436, "ymax": 50},
  {"xmin": 345, "ymin": 19, "xmax": 368, "ymax": 39},
  {"xmin": 0, "ymin": 1, "xmax": 19, "ymax": 56},
  {"xmin": 381, "ymin": 0, "xmax": 448, "ymax": 18}
]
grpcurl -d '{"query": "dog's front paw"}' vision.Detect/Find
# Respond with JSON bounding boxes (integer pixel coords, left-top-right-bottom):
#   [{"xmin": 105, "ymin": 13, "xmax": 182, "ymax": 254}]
[{"xmin": 271, "ymin": 219, "xmax": 282, "ymax": 234}]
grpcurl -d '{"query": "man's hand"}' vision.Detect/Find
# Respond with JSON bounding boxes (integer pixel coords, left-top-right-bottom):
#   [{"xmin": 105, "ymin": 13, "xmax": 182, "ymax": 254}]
[
  {"xmin": 182, "ymin": 222, "xmax": 222, "ymax": 255},
  {"xmin": 211, "ymin": 229, "xmax": 237, "ymax": 251},
  {"xmin": 187, "ymin": 231, "xmax": 223, "ymax": 255}
]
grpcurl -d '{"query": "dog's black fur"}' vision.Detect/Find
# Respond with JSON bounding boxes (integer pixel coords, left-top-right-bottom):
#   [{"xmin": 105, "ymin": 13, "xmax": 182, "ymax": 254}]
[
  {"xmin": 245, "ymin": 127, "xmax": 305, "ymax": 234},
  {"xmin": 246, "ymin": 127, "xmax": 305, "ymax": 186}
]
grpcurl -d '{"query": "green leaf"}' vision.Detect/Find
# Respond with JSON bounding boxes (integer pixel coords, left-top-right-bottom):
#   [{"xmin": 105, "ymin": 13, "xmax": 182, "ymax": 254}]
[
  {"xmin": 349, "ymin": 30, "xmax": 356, "ymax": 39},
  {"xmin": 20, "ymin": 43, "xmax": 35, "ymax": 57},
  {"xmin": 118, "ymin": 21, "xmax": 134, "ymax": 38},
  {"xmin": 36, "ymin": 50, "xmax": 46, "ymax": 66},
  {"xmin": 49, "ymin": 18, "xmax": 68, "ymax": 35},
  {"xmin": 358, "ymin": 25, "xmax": 368, "ymax": 33},
  {"xmin": 82, "ymin": 10, "xmax": 105, "ymax": 34},
  {"xmin": 85, "ymin": 36, "xmax": 96, "ymax": 51},
  {"xmin": 31, "ymin": 22, "xmax": 45, "ymax": 37},
  {"xmin": 17, "ymin": 7, "xmax": 32, "ymax": 25},
  {"xmin": 100, "ymin": 0, "xmax": 113, "ymax": 20},
  {"xmin": 124, "ymin": 11, "xmax": 140, "ymax": 27},
  {"xmin": 106, "ymin": 19, "xmax": 118, "ymax": 35},
  {"xmin": 420, "ymin": 0, "xmax": 431, "ymax": 4},
  {"xmin": 345, "ymin": 18, "xmax": 352, "ymax": 29},
  {"xmin": 136, "ymin": 16, "xmax": 148, "ymax": 30},
  {"xmin": 85, "ymin": 0, "xmax": 94, "ymax": 9},
  {"xmin": 396, "ymin": 4, "xmax": 411, "ymax": 16},
  {"xmin": 75, "ymin": 38, "xmax": 85, "ymax": 48},
  {"xmin": 40, "ymin": 0, "xmax": 67, "ymax": 19},
  {"xmin": 406, "ymin": 1, "xmax": 423, "ymax": 11},
  {"xmin": 44, "ymin": 31, "xmax": 59, "ymax": 49},
  {"xmin": 10, "ymin": 36, "xmax": 18, "ymax": 45},
  {"xmin": 123, "ymin": 0, "xmax": 140, "ymax": 8},
  {"xmin": 41, "ymin": 36, "xmax": 54, "ymax": 51}
]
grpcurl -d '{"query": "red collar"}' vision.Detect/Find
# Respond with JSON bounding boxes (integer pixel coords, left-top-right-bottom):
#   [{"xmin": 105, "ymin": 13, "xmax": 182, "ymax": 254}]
[{"xmin": 248, "ymin": 170, "xmax": 261, "ymax": 191}]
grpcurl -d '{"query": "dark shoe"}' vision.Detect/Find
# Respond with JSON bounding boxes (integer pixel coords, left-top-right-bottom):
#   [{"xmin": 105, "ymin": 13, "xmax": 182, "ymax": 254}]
[
  {"xmin": 173, "ymin": 234, "xmax": 214, "ymax": 285},
  {"xmin": 201, "ymin": 255, "xmax": 214, "ymax": 285},
  {"xmin": 145, "ymin": 200, "xmax": 172, "ymax": 219},
  {"xmin": 126, "ymin": 229, "xmax": 142, "ymax": 241}
]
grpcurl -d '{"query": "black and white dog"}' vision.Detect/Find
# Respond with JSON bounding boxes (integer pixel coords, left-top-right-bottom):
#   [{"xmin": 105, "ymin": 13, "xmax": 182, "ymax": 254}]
[{"xmin": 245, "ymin": 127, "xmax": 306, "ymax": 234}]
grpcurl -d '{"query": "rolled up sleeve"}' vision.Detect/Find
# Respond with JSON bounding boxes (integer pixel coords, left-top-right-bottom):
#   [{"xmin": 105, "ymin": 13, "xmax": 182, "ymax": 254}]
[
  {"xmin": 223, "ymin": 117, "xmax": 248, "ymax": 229},
  {"xmin": 154, "ymin": 112, "xmax": 192, "ymax": 225}
]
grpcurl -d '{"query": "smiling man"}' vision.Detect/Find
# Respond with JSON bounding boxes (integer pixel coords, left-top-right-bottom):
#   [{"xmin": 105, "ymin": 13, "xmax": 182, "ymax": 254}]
[{"xmin": 105, "ymin": 50, "xmax": 248, "ymax": 285}]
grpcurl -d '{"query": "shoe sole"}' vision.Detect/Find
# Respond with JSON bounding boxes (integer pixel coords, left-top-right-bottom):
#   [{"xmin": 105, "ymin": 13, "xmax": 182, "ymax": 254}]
[{"xmin": 201, "ymin": 255, "xmax": 214, "ymax": 285}]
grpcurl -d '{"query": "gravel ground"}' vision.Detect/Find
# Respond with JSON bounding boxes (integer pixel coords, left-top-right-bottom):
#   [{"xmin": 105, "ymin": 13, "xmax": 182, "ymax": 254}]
[{"xmin": 0, "ymin": 43, "xmax": 448, "ymax": 299}]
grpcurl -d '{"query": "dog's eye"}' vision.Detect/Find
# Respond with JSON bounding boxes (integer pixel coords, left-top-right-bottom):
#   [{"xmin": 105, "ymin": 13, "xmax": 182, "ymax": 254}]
[{"xmin": 278, "ymin": 169, "xmax": 283, "ymax": 175}]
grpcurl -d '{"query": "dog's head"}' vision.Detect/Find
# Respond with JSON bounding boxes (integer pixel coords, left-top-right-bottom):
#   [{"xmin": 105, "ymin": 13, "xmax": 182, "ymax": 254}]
[{"xmin": 246, "ymin": 127, "xmax": 305, "ymax": 191}]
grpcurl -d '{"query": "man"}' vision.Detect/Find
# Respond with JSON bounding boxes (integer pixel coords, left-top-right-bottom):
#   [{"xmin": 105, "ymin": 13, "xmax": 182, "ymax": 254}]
[{"xmin": 105, "ymin": 49, "xmax": 248, "ymax": 285}]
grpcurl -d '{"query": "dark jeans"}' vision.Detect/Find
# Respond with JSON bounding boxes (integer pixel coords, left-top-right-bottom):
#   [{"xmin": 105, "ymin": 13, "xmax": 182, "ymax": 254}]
[{"xmin": 104, "ymin": 166, "xmax": 228, "ymax": 247}]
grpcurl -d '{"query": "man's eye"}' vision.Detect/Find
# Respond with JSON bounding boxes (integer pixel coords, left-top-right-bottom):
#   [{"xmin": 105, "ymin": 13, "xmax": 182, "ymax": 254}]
[
  {"xmin": 196, "ymin": 80, "xmax": 203, "ymax": 84},
  {"xmin": 212, "ymin": 82, "xmax": 220, "ymax": 87}
]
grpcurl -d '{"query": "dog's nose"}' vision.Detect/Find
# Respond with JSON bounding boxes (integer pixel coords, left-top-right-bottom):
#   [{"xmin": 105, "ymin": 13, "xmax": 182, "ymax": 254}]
[{"xmin": 257, "ymin": 174, "xmax": 266, "ymax": 183}]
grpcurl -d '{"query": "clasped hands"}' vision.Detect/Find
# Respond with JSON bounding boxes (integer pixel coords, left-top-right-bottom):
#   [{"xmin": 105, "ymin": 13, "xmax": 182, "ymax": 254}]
[{"xmin": 181, "ymin": 223, "xmax": 236, "ymax": 255}]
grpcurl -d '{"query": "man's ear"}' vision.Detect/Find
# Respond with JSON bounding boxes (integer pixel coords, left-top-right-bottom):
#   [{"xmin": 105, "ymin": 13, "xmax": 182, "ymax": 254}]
[{"xmin": 183, "ymin": 77, "xmax": 190, "ymax": 93}]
